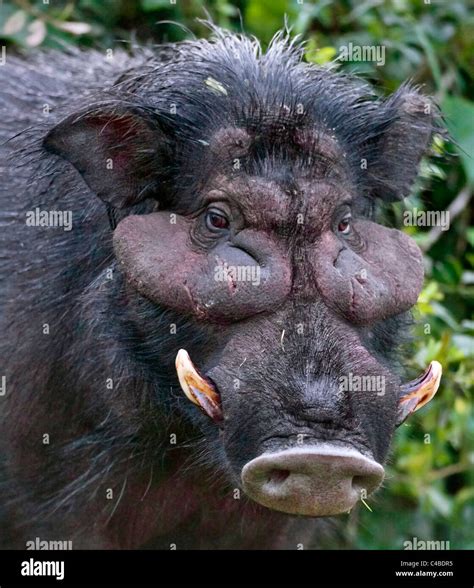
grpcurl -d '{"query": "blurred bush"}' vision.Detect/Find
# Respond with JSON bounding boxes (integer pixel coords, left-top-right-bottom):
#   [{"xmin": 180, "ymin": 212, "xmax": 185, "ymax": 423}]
[{"xmin": 1, "ymin": 0, "xmax": 473, "ymax": 549}]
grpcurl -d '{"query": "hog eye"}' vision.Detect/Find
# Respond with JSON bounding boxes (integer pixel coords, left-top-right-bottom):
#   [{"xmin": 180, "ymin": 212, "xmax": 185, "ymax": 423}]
[
  {"xmin": 206, "ymin": 209, "xmax": 230, "ymax": 232},
  {"xmin": 338, "ymin": 215, "xmax": 352, "ymax": 235}
]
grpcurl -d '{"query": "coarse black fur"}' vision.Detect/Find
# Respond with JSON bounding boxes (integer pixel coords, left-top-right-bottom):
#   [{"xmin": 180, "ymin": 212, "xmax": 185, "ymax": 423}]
[{"xmin": 0, "ymin": 27, "xmax": 437, "ymax": 548}]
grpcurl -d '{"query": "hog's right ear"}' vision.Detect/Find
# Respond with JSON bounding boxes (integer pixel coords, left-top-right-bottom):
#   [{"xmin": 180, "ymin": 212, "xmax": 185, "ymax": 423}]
[
  {"xmin": 364, "ymin": 87, "xmax": 437, "ymax": 202},
  {"xmin": 43, "ymin": 104, "xmax": 172, "ymax": 209}
]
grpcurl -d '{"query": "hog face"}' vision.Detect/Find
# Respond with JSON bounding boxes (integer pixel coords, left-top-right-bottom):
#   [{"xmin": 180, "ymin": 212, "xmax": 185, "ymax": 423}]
[{"xmin": 44, "ymin": 30, "xmax": 441, "ymax": 517}]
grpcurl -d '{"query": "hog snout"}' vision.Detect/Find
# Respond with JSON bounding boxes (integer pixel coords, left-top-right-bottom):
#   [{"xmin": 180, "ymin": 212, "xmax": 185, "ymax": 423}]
[{"xmin": 241, "ymin": 445, "xmax": 384, "ymax": 516}]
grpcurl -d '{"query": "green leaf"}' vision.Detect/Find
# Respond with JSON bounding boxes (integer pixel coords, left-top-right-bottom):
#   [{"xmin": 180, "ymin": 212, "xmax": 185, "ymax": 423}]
[
  {"xmin": 3, "ymin": 10, "xmax": 27, "ymax": 36},
  {"xmin": 442, "ymin": 96, "xmax": 474, "ymax": 187},
  {"xmin": 245, "ymin": 0, "xmax": 296, "ymax": 43},
  {"xmin": 425, "ymin": 487, "xmax": 453, "ymax": 518},
  {"xmin": 414, "ymin": 23, "xmax": 442, "ymax": 87},
  {"xmin": 430, "ymin": 302, "xmax": 460, "ymax": 330},
  {"xmin": 140, "ymin": 0, "xmax": 174, "ymax": 12},
  {"xmin": 452, "ymin": 334, "xmax": 474, "ymax": 358},
  {"xmin": 305, "ymin": 40, "xmax": 337, "ymax": 65},
  {"xmin": 467, "ymin": 227, "xmax": 474, "ymax": 248}
]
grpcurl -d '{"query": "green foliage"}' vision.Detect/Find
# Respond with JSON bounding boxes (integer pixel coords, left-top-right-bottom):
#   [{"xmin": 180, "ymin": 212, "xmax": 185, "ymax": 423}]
[
  {"xmin": 1, "ymin": 0, "xmax": 473, "ymax": 549},
  {"xmin": 443, "ymin": 96, "xmax": 474, "ymax": 186}
]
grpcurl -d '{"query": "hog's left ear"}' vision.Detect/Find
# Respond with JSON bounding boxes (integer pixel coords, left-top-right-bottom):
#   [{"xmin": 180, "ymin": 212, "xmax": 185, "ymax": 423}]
[
  {"xmin": 365, "ymin": 88, "xmax": 436, "ymax": 202},
  {"xmin": 43, "ymin": 104, "xmax": 171, "ymax": 208}
]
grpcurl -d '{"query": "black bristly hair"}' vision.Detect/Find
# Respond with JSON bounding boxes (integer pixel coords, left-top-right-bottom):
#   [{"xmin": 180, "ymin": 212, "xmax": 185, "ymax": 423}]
[{"xmin": 0, "ymin": 25, "xmax": 439, "ymax": 549}]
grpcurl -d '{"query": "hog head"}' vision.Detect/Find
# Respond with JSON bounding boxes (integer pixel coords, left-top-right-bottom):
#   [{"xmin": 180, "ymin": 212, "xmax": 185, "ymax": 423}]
[{"xmin": 44, "ymin": 33, "xmax": 441, "ymax": 518}]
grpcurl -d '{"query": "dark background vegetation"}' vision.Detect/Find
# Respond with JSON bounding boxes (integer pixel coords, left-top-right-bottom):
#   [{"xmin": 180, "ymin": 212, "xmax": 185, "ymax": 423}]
[{"xmin": 1, "ymin": 0, "xmax": 473, "ymax": 549}]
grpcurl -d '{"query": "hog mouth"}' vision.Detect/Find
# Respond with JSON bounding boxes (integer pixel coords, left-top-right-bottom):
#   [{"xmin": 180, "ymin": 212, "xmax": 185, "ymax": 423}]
[
  {"xmin": 175, "ymin": 348, "xmax": 441, "ymax": 430},
  {"xmin": 175, "ymin": 348, "xmax": 442, "ymax": 516}
]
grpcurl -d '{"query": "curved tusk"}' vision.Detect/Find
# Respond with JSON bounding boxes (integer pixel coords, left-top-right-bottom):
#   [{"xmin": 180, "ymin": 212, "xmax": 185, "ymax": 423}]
[
  {"xmin": 175, "ymin": 349, "xmax": 223, "ymax": 425},
  {"xmin": 397, "ymin": 360, "xmax": 442, "ymax": 425}
]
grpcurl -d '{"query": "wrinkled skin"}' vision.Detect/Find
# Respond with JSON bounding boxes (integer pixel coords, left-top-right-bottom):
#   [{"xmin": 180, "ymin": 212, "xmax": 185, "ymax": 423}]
[{"xmin": 0, "ymin": 29, "xmax": 439, "ymax": 548}]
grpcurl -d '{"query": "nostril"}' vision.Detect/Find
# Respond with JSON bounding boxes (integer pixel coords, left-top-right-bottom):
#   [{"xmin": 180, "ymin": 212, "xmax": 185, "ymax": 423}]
[
  {"xmin": 267, "ymin": 468, "xmax": 291, "ymax": 485},
  {"xmin": 352, "ymin": 474, "xmax": 378, "ymax": 495},
  {"xmin": 242, "ymin": 447, "xmax": 385, "ymax": 517}
]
